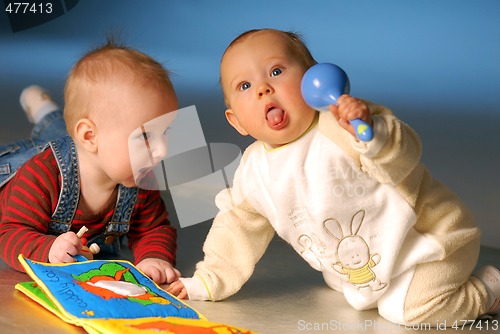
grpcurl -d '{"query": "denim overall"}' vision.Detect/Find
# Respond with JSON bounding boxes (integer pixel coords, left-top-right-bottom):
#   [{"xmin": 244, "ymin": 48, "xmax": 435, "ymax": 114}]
[
  {"xmin": 0, "ymin": 110, "xmax": 67, "ymax": 187},
  {"xmin": 0, "ymin": 110, "xmax": 139, "ymax": 254}
]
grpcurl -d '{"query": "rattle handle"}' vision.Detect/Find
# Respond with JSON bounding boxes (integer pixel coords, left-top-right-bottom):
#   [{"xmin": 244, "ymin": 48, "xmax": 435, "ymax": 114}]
[{"xmin": 349, "ymin": 119, "xmax": 374, "ymax": 142}]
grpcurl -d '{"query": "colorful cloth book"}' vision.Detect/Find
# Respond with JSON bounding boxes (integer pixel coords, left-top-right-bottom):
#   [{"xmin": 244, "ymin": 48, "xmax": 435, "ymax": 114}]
[{"xmin": 15, "ymin": 254, "xmax": 254, "ymax": 333}]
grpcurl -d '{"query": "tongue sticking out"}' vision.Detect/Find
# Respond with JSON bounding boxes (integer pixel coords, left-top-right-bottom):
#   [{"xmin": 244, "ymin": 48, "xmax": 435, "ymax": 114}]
[{"xmin": 266, "ymin": 108, "xmax": 285, "ymax": 128}]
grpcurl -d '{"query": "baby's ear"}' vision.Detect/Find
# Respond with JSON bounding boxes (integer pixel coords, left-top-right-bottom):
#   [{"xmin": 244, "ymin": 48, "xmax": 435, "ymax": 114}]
[
  {"xmin": 74, "ymin": 118, "xmax": 97, "ymax": 153},
  {"xmin": 225, "ymin": 109, "xmax": 248, "ymax": 136}
]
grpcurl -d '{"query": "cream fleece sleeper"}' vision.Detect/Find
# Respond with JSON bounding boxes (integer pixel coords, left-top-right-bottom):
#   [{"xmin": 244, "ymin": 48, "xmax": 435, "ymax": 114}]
[{"xmin": 181, "ymin": 102, "xmax": 486, "ymax": 325}]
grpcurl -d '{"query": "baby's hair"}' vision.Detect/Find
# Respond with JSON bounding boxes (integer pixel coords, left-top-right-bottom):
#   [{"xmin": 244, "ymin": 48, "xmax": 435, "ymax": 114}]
[
  {"xmin": 220, "ymin": 28, "xmax": 317, "ymax": 106},
  {"xmin": 64, "ymin": 39, "xmax": 174, "ymax": 136},
  {"xmin": 223, "ymin": 28, "xmax": 317, "ymax": 69}
]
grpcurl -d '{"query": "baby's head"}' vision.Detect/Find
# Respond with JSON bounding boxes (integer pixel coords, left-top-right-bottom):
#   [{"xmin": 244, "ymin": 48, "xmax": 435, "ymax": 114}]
[
  {"xmin": 221, "ymin": 29, "xmax": 316, "ymax": 100},
  {"xmin": 64, "ymin": 41, "xmax": 179, "ymax": 187},
  {"xmin": 64, "ymin": 41, "xmax": 177, "ymax": 137},
  {"xmin": 220, "ymin": 29, "xmax": 318, "ymax": 147}
]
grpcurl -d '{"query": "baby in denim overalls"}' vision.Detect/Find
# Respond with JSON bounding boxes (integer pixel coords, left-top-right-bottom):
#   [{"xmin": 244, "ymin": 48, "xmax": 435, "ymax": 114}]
[{"xmin": 0, "ymin": 41, "xmax": 180, "ymax": 285}]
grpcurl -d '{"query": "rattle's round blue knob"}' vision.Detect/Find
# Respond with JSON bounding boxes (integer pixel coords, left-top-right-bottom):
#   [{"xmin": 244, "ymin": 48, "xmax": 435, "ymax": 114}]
[
  {"xmin": 301, "ymin": 63, "xmax": 350, "ymax": 110},
  {"xmin": 301, "ymin": 63, "xmax": 373, "ymax": 142}
]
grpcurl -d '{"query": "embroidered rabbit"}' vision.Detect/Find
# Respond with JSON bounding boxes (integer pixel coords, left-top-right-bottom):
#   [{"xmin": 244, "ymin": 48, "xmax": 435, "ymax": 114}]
[{"xmin": 324, "ymin": 210, "xmax": 387, "ymax": 291}]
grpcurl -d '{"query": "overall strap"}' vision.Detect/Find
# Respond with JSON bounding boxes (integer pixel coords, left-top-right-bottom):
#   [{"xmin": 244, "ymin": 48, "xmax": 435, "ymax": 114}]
[
  {"xmin": 47, "ymin": 136, "xmax": 80, "ymax": 234},
  {"xmin": 105, "ymin": 184, "xmax": 139, "ymax": 236},
  {"xmin": 88, "ymin": 185, "xmax": 139, "ymax": 252}
]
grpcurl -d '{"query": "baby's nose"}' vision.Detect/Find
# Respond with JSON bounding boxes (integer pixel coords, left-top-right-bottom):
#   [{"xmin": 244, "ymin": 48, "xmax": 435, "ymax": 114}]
[{"xmin": 257, "ymin": 82, "xmax": 274, "ymax": 97}]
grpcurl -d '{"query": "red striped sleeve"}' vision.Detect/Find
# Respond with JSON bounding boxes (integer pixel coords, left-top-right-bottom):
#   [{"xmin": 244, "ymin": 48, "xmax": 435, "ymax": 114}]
[{"xmin": 0, "ymin": 148, "xmax": 60, "ymax": 271}]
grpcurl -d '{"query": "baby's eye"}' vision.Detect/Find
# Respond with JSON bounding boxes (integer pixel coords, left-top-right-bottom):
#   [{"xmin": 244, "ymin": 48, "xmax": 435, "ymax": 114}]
[
  {"xmin": 239, "ymin": 82, "xmax": 251, "ymax": 91},
  {"xmin": 271, "ymin": 68, "xmax": 283, "ymax": 77}
]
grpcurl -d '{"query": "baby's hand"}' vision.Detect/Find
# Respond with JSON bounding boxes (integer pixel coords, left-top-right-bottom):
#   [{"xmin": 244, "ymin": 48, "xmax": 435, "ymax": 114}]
[
  {"xmin": 166, "ymin": 280, "xmax": 189, "ymax": 299},
  {"xmin": 136, "ymin": 258, "xmax": 181, "ymax": 284},
  {"xmin": 329, "ymin": 95, "xmax": 372, "ymax": 138},
  {"xmin": 48, "ymin": 231, "xmax": 83, "ymax": 264}
]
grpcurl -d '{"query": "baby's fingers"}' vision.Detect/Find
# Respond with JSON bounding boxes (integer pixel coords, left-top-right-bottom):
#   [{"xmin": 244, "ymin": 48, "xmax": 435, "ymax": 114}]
[
  {"xmin": 146, "ymin": 266, "xmax": 166, "ymax": 284},
  {"xmin": 165, "ymin": 267, "xmax": 181, "ymax": 284},
  {"xmin": 177, "ymin": 289, "xmax": 188, "ymax": 300},
  {"xmin": 50, "ymin": 251, "xmax": 77, "ymax": 264},
  {"xmin": 166, "ymin": 280, "xmax": 185, "ymax": 296},
  {"xmin": 337, "ymin": 95, "xmax": 371, "ymax": 122}
]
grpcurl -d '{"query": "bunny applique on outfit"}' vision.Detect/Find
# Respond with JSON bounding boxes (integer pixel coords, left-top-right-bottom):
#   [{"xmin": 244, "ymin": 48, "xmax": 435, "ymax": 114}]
[
  {"xmin": 180, "ymin": 105, "xmax": 491, "ymax": 325},
  {"xmin": 326, "ymin": 210, "xmax": 387, "ymax": 291}
]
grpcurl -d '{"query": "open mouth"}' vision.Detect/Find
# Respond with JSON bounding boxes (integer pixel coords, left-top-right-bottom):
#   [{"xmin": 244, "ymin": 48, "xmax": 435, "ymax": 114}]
[{"xmin": 265, "ymin": 103, "xmax": 288, "ymax": 130}]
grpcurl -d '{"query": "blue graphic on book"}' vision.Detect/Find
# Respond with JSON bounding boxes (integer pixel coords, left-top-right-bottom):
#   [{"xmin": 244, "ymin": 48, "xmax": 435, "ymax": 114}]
[{"xmin": 22, "ymin": 257, "xmax": 199, "ymax": 320}]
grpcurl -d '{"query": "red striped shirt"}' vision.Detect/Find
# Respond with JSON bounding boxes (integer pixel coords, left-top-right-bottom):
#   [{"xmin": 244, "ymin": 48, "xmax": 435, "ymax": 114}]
[{"xmin": 0, "ymin": 147, "xmax": 176, "ymax": 272}]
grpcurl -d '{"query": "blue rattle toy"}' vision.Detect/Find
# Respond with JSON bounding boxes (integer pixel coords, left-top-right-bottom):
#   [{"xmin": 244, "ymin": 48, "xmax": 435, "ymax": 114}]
[{"xmin": 301, "ymin": 63, "xmax": 374, "ymax": 142}]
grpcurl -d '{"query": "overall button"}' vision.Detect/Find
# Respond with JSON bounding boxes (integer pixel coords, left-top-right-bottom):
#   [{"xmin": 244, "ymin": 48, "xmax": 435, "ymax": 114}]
[{"xmin": 104, "ymin": 236, "xmax": 115, "ymax": 245}]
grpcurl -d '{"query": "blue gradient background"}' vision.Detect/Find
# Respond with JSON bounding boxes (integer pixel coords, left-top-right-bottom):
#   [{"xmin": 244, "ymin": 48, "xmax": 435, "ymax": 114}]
[{"xmin": 0, "ymin": 0, "xmax": 499, "ymax": 247}]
